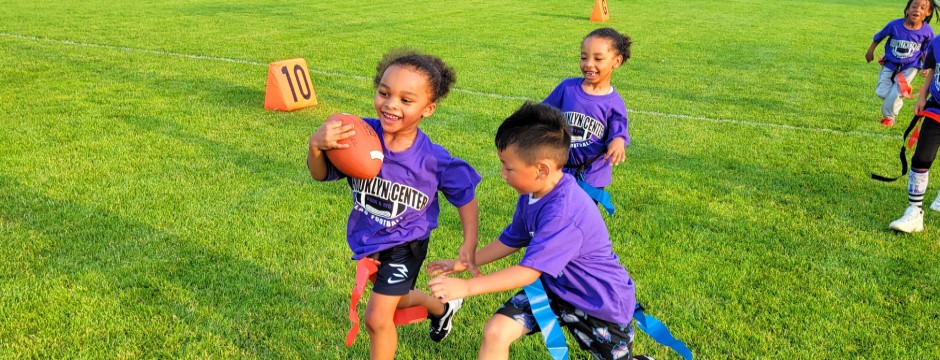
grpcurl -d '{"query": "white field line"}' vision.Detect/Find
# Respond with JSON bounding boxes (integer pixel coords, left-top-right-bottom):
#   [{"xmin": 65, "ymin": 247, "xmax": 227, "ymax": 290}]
[{"xmin": 1, "ymin": 32, "xmax": 900, "ymax": 140}]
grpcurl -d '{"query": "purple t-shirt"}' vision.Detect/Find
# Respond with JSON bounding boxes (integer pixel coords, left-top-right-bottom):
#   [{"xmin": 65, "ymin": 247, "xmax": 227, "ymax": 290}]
[
  {"xmin": 324, "ymin": 118, "xmax": 481, "ymax": 259},
  {"xmin": 922, "ymin": 37, "xmax": 940, "ymax": 115},
  {"xmin": 499, "ymin": 174, "xmax": 636, "ymax": 324},
  {"xmin": 874, "ymin": 18, "xmax": 934, "ymax": 71},
  {"xmin": 543, "ymin": 78, "xmax": 630, "ymax": 188}
]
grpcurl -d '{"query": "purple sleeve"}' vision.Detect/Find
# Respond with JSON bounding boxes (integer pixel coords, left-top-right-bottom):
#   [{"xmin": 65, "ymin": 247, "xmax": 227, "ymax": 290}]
[
  {"xmin": 498, "ymin": 198, "xmax": 530, "ymax": 248},
  {"xmin": 542, "ymin": 81, "xmax": 565, "ymax": 108},
  {"xmin": 926, "ymin": 41, "xmax": 937, "ymax": 70},
  {"xmin": 873, "ymin": 22, "xmax": 892, "ymax": 42},
  {"xmin": 321, "ymin": 155, "xmax": 346, "ymax": 181},
  {"xmin": 606, "ymin": 101, "xmax": 630, "ymax": 146},
  {"xmin": 518, "ymin": 216, "xmax": 582, "ymax": 277},
  {"xmin": 438, "ymin": 155, "xmax": 481, "ymax": 207}
]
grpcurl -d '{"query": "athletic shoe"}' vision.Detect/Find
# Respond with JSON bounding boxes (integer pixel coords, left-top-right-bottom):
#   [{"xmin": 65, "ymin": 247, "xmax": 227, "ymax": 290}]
[
  {"xmin": 428, "ymin": 298, "xmax": 463, "ymax": 342},
  {"xmin": 930, "ymin": 191, "xmax": 940, "ymax": 212},
  {"xmin": 881, "ymin": 117, "xmax": 896, "ymax": 127},
  {"xmin": 889, "ymin": 206, "xmax": 924, "ymax": 233},
  {"xmin": 633, "ymin": 356, "xmax": 656, "ymax": 360}
]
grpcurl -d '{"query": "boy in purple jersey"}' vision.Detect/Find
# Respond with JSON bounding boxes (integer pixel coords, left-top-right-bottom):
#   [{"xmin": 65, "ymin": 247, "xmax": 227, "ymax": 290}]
[
  {"xmin": 307, "ymin": 50, "xmax": 481, "ymax": 358},
  {"xmin": 427, "ymin": 102, "xmax": 638, "ymax": 360},
  {"xmin": 866, "ymin": 0, "xmax": 936, "ymax": 126},
  {"xmin": 889, "ymin": 34, "xmax": 940, "ymax": 233},
  {"xmin": 543, "ymin": 28, "xmax": 631, "ymax": 203}
]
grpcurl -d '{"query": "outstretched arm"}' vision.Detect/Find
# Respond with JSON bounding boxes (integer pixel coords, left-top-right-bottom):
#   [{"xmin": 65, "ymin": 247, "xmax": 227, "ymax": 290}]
[
  {"xmin": 865, "ymin": 40, "xmax": 882, "ymax": 63},
  {"xmin": 428, "ymin": 265, "xmax": 541, "ymax": 302},
  {"xmin": 455, "ymin": 198, "xmax": 481, "ymax": 276},
  {"xmin": 915, "ymin": 68, "xmax": 935, "ymax": 114},
  {"xmin": 427, "ymin": 238, "xmax": 520, "ymax": 276}
]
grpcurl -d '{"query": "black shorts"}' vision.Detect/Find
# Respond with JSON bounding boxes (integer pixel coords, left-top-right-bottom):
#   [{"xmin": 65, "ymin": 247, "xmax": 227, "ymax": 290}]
[
  {"xmin": 496, "ymin": 289, "xmax": 635, "ymax": 360},
  {"xmin": 912, "ymin": 110, "xmax": 940, "ymax": 169},
  {"xmin": 370, "ymin": 238, "xmax": 429, "ymax": 296}
]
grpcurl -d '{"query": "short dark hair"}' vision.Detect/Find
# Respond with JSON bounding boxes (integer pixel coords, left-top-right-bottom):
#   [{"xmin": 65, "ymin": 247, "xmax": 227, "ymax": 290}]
[
  {"xmin": 373, "ymin": 49, "xmax": 456, "ymax": 102},
  {"xmin": 495, "ymin": 102, "xmax": 570, "ymax": 167},
  {"xmin": 585, "ymin": 28, "xmax": 632, "ymax": 62}
]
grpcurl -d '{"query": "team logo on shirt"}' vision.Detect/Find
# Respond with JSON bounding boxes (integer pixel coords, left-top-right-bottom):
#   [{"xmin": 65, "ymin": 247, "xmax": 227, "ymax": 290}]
[
  {"xmin": 564, "ymin": 112, "xmax": 605, "ymax": 148},
  {"xmin": 935, "ymin": 64, "xmax": 940, "ymax": 87},
  {"xmin": 890, "ymin": 39, "xmax": 922, "ymax": 60},
  {"xmin": 350, "ymin": 177, "xmax": 430, "ymax": 227}
]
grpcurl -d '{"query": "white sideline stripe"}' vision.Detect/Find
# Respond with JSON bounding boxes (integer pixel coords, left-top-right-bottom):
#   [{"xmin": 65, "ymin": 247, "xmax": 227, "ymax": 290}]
[
  {"xmin": 1, "ymin": 32, "xmax": 900, "ymax": 141},
  {"xmin": 0, "ymin": 32, "xmax": 369, "ymax": 80},
  {"xmin": 630, "ymin": 110, "xmax": 901, "ymax": 140}
]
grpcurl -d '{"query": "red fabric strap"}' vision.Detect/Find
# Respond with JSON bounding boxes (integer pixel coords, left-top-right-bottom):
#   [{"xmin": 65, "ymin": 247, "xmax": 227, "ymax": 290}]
[
  {"xmin": 907, "ymin": 111, "xmax": 940, "ymax": 150},
  {"xmin": 345, "ymin": 257, "xmax": 429, "ymax": 346},
  {"xmin": 898, "ymin": 73, "xmax": 913, "ymax": 99}
]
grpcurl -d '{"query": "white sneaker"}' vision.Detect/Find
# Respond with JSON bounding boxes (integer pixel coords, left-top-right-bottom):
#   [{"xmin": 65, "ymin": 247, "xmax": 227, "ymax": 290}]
[
  {"xmin": 889, "ymin": 206, "xmax": 924, "ymax": 233},
  {"xmin": 931, "ymin": 192, "xmax": 940, "ymax": 212}
]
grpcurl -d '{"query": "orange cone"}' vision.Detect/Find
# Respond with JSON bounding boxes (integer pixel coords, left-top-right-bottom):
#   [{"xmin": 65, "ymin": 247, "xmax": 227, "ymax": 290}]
[
  {"xmin": 590, "ymin": 0, "xmax": 609, "ymax": 22},
  {"xmin": 264, "ymin": 58, "xmax": 318, "ymax": 111}
]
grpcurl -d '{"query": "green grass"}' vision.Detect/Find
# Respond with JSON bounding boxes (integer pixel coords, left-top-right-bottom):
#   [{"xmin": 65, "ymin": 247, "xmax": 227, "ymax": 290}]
[{"xmin": 1, "ymin": 0, "xmax": 938, "ymax": 358}]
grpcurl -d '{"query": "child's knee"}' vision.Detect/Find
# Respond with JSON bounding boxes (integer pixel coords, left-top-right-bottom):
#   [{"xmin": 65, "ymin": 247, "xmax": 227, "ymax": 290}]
[
  {"xmin": 364, "ymin": 310, "xmax": 395, "ymax": 334},
  {"xmin": 876, "ymin": 87, "xmax": 890, "ymax": 99},
  {"xmin": 481, "ymin": 316, "xmax": 523, "ymax": 347}
]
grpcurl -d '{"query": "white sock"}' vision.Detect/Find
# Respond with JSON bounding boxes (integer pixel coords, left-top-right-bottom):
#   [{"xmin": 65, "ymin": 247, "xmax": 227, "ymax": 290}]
[{"xmin": 909, "ymin": 169, "xmax": 929, "ymax": 207}]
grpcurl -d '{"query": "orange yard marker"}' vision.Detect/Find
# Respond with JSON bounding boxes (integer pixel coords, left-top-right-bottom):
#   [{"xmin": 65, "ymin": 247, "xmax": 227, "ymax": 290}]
[
  {"xmin": 590, "ymin": 0, "xmax": 609, "ymax": 22},
  {"xmin": 264, "ymin": 58, "xmax": 318, "ymax": 111}
]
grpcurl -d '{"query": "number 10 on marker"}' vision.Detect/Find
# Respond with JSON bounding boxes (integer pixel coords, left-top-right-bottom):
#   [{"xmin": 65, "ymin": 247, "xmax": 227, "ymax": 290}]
[{"xmin": 264, "ymin": 58, "xmax": 318, "ymax": 111}]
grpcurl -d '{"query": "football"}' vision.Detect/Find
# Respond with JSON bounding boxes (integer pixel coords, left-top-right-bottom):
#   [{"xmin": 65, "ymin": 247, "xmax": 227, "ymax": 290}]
[{"xmin": 325, "ymin": 113, "xmax": 384, "ymax": 179}]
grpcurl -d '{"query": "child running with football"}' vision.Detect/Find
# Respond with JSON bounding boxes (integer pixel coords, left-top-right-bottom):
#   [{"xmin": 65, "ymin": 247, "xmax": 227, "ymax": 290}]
[{"xmin": 306, "ymin": 49, "xmax": 481, "ymax": 359}]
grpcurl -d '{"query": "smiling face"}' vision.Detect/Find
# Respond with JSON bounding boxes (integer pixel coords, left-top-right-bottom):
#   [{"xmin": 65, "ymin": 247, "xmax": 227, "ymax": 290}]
[
  {"xmin": 907, "ymin": 0, "xmax": 932, "ymax": 24},
  {"xmin": 580, "ymin": 35, "xmax": 623, "ymax": 88},
  {"xmin": 373, "ymin": 64, "xmax": 437, "ymax": 138}
]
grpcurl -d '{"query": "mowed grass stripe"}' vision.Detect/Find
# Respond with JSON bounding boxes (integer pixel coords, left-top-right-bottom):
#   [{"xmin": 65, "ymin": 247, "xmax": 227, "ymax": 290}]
[
  {"xmin": 1, "ymin": 0, "xmax": 939, "ymax": 358},
  {"xmin": 0, "ymin": 31, "xmax": 899, "ymax": 142}
]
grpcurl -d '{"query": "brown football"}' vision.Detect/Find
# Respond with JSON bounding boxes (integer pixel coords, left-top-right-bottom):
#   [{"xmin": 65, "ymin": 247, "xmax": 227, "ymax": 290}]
[{"xmin": 325, "ymin": 113, "xmax": 384, "ymax": 179}]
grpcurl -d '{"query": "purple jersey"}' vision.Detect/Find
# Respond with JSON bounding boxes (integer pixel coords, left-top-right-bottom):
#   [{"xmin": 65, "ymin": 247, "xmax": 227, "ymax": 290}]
[
  {"xmin": 324, "ymin": 118, "xmax": 481, "ymax": 259},
  {"xmin": 874, "ymin": 18, "xmax": 934, "ymax": 71},
  {"xmin": 923, "ymin": 37, "xmax": 940, "ymax": 115},
  {"xmin": 499, "ymin": 173, "xmax": 636, "ymax": 324},
  {"xmin": 542, "ymin": 78, "xmax": 630, "ymax": 188}
]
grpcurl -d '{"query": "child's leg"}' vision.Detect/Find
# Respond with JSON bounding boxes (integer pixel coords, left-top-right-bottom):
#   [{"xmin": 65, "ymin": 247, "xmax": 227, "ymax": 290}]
[
  {"xmin": 480, "ymin": 290, "xmax": 541, "ymax": 359},
  {"xmin": 398, "ymin": 289, "xmax": 444, "ymax": 315},
  {"xmin": 914, "ymin": 119, "xmax": 940, "ymax": 211},
  {"xmin": 363, "ymin": 239, "xmax": 430, "ymax": 358},
  {"xmin": 557, "ymin": 304, "xmax": 635, "ymax": 360},
  {"xmin": 365, "ymin": 293, "xmax": 404, "ymax": 360},
  {"xmin": 891, "ymin": 117, "xmax": 940, "ymax": 232},
  {"xmin": 479, "ymin": 314, "xmax": 530, "ymax": 360},
  {"xmin": 875, "ymin": 66, "xmax": 895, "ymax": 100},
  {"xmin": 882, "ymin": 67, "xmax": 919, "ymax": 119}
]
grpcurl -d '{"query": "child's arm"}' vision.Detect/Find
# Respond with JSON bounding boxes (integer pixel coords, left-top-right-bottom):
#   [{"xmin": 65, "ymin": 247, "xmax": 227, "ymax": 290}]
[
  {"xmin": 306, "ymin": 118, "xmax": 355, "ymax": 181},
  {"xmin": 915, "ymin": 68, "xmax": 935, "ymax": 114},
  {"xmin": 427, "ymin": 238, "xmax": 520, "ymax": 276},
  {"xmin": 428, "ymin": 265, "xmax": 541, "ymax": 302},
  {"xmin": 455, "ymin": 198, "xmax": 481, "ymax": 276},
  {"xmin": 865, "ymin": 40, "xmax": 882, "ymax": 63}
]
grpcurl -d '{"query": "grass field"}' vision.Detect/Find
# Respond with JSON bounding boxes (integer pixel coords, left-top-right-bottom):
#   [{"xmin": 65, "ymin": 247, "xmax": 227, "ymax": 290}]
[{"xmin": 2, "ymin": 0, "xmax": 939, "ymax": 358}]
